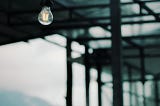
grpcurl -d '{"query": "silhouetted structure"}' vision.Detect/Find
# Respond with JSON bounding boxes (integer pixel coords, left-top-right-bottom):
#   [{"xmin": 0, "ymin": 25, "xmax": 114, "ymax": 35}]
[{"xmin": 0, "ymin": 0, "xmax": 160, "ymax": 106}]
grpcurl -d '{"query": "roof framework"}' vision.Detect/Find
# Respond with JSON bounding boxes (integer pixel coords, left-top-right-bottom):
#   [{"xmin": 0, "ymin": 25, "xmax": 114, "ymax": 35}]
[{"xmin": 0, "ymin": 0, "xmax": 160, "ymax": 106}]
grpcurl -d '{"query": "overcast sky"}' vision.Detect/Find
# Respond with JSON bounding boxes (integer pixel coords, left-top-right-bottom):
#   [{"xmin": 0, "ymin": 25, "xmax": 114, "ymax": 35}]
[
  {"xmin": 0, "ymin": 38, "xmax": 69, "ymax": 106},
  {"xmin": 0, "ymin": 36, "xmax": 113, "ymax": 106}
]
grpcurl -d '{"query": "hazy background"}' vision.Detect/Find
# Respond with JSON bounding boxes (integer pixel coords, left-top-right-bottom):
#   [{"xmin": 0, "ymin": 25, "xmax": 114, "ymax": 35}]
[{"xmin": 0, "ymin": 36, "xmax": 100, "ymax": 106}]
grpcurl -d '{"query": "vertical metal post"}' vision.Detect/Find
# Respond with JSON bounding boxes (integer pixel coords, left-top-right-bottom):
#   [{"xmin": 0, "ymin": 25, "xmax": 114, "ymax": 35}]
[
  {"xmin": 66, "ymin": 39, "xmax": 72, "ymax": 106},
  {"xmin": 84, "ymin": 46, "xmax": 90, "ymax": 106},
  {"xmin": 110, "ymin": 0, "xmax": 123, "ymax": 105},
  {"xmin": 97, "ymin": 64, "xmax": 102, "ymax": 106},
  {"xmin": 127, "ymin": 66, "xmax": 132, "ymax": 106},
  {"xmin": 154, "ymin": 78, "xmax": 159, "ymax": 106},
  {"xmin": 140, "ymin": 49, "xmax": 146, "ymax": 106}
]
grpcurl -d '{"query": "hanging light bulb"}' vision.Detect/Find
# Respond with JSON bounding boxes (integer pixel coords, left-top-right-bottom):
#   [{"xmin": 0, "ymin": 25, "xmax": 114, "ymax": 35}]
[{"xmin": 38, "ymin": 6, "xmax": 53, "ymax": 25}]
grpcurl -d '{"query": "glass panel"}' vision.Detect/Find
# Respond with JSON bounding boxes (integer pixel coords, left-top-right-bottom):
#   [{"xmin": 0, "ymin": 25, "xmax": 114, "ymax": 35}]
[
  {"xmin": 90, "ymin": 68, "xmax": 98, "ymax": 106},
  {"xmin": 72, "ymin": 63, "xmax": 85, "ymax": 106}
]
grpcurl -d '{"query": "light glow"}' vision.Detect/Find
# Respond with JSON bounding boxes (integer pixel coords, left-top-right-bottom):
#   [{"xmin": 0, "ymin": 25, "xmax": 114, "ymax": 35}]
[{"xmin": 38, "ymin": 6, "xmax": 53, "ymax": 25}]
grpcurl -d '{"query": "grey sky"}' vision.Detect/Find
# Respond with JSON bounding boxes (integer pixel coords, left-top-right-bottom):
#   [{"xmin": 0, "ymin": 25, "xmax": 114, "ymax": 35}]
[
  {"xmin": 0, "ymin": 37, "xmax": 100, "ymax": 106},
  {"xmin": 0, "ymin": 39, "xmax": 67, "ymax": 106}
]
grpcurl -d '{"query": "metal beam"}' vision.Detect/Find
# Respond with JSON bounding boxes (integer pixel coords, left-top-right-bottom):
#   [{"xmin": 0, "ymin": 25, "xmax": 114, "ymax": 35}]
[
  {"xmin": 134, "ymin": 0, "xmax": 160, "ymax": 22},
  {"xmin": 92, "ymin": 49, "xmax": 160, "ymax": 58},
  {"xmin": 0, "ymin": 29, "xmax": 60, "ymax": 46},
  {"xmin": 66, "ymin": 39, "xmax": 73, "ymax": 106},
  {"xmin": 5, "ymin": 17, "xmax": 159, "ymax": 27},
  {"xmin": 63, "ymin": 0, "xmax": 160, "ymax": 10},
  {"xmin": 140, "ymin": 49, "xmax": 145, "ymax": 84},
  {"xmin": 125, "ymin": 44, "xmax": 160, "ymax": 50},
  {"xmin": 3, "ymin": 6, "xmax": 159, "ymax": 26},
  {"xmin": 1, "ymin": 0, "xmax": 160, "ymax": 30},
  {"xmin": 139, "ymin": 48, "xmax": 146, "ymax": 106},
  {"xmin": 154, "ymin": 78, "xmax": 159, "ymax": 106},
  {"xmin": 84, "ymin": 46, "xmax": 90, "ymax": 106},
  {"xmin": 124, "ymin": 53, "xmax": 160, "ymax": 58},
  {"xmin": 73, "ymin": 34, "xmax": 160, "ymax": 42},
  {"xmin": 110, "ymin": 0, "xmax": 123, "ymax": 106},
  {"xmin": 52, "ymin": 19, "xmax": 150, "ymax": 29},
  {"xmin": 124, "ymin": 39, "xmax": 142, "ymax": 48},
  {"xmin": 4, "ymin": 12, "xmax": 160, "ymax": 25},
  {"xmin": 1, "ymin": 0, "xmax": 159, "ymax": 14},
  {"xmin": 97, "ymin": 64, "xmax": 102, "ymax": 106}
]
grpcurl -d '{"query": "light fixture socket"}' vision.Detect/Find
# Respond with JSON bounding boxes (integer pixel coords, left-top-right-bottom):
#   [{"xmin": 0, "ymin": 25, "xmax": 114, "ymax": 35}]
[{"xmin": 40, "ymin": 0, "xmax": 53, "ymax": 7}]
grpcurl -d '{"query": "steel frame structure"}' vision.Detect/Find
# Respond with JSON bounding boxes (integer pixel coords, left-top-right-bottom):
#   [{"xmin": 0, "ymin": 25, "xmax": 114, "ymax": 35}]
[{"xmin": 0, "ymin": 0, "xmax": 160, "ymax": 106}]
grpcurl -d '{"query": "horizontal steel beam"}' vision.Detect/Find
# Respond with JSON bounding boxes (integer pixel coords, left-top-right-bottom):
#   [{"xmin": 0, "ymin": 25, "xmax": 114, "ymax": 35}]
[
  {"xmin": 73, "ymin": 34, "xmax": 160, "ymax": 42},
  {"xmin": 0, "ymin": 30, "xmax": 58, "ymax": 46},
  {"xmin": 40, "ymin": 19, "xmax": 159, "ymax": 30},
  {"xmin": 125, "ymin": 54, "xmax": 160, "ymax": 58},
  {"xmin": 0, "ymin": 0, "xmax": 159, "ymax": 14},
  {"xmin": 134, "ymin": 0, "xmax": 160, "ymax": 21},
  {"xmin": 55, "ymin": 13, "xmax": 160, "ymax": 22}
]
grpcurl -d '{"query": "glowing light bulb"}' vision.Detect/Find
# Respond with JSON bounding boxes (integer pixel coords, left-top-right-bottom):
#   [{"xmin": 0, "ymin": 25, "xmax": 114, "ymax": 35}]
[{"xmin": 38, "ymin": 6, "xmax": 53, "ymax": 25}]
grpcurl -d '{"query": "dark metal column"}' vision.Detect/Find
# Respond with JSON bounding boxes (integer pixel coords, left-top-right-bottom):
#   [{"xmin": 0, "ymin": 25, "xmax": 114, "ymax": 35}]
[
  {"xmin": 84, "ymin": 46, "xmax": 90, "ymax": 106},
  {"xmin": 154, "ymin": 78, "xmax": 159, "ymax": 106},
  {"xmin": 66, "ymin": 39, "xmax": 73, "ymax": 106},
  {"xmin": 110, "ymin": 0, "xmax": 123, "ymax": 105},
  {"xmin": 97, "ymin": 64, "xmax": 102, "ymax": 106},
  {"xmin": 140, "ymin": 49, "xmax": 146, "ymax": 106}
]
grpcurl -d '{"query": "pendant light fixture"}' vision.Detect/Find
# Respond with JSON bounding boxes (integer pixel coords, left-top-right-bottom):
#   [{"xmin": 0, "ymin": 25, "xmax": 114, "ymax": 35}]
[{"xmin": 38, "ymin": 0, "xmax": 53, "ymax": 25}]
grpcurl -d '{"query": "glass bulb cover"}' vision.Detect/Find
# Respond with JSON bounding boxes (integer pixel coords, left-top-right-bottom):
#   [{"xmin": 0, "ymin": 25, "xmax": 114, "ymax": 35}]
[{"xmin": 38, "ymin": 6, "xmax": 53, "ymax": 25}]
